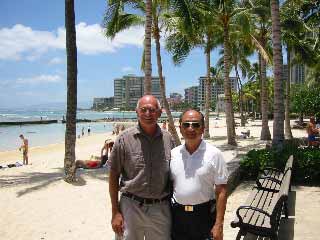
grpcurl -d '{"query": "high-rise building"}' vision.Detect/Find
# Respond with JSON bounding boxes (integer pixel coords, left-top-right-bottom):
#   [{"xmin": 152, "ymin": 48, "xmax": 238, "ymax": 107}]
[
  {"xmin": 184, "ymin": 86, "xmax": 198, "ymax": 108},
  {"xmin": 283, "ymin": 64, "xmax": 288, "ymax": 83},
  {"xmin": 197, "ymin": 76, "xmax": 237, "ymax": 110},
  {"xmin": 167, "ymin": 92, "xmax": 183, "ymax": 109},
  {"xmin": 114, "ymin": 75, "xmax": 163, "ymax": 110},
  {"xmin": 289, "ymin": 50, "xmax": 307, "ymax": 84},
  {"xmin": 92, "ymin": 97, "xmax": 114, "ymax": 110}
]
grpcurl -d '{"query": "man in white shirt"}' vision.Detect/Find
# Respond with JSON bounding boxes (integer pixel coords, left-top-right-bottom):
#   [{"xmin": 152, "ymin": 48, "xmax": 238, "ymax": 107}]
[{"xmin": 170, "ymin": 109, "xmax": 228, "ymax": 240}]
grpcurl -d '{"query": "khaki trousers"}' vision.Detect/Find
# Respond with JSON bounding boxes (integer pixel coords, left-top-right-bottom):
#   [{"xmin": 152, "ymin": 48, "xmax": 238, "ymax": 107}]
[{"xmin": 116, "ymin": 195, "xmax": 171, "ymax": 240}]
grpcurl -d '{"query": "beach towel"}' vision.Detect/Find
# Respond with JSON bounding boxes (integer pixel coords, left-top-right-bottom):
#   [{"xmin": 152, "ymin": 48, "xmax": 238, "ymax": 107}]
[{"xmin": 15, "ymin": 162, "xmax": 23, "ymax": 167}]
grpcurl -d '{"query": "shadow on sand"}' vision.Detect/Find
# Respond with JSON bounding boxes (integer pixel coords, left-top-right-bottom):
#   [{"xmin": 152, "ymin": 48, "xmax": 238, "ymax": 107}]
[{"xmin": 0, "ymin": 166, "xmax": 109, "ymax": 197}]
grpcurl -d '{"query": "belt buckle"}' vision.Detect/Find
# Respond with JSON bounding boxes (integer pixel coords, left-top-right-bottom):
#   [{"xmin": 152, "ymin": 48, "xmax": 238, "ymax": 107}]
[{"xmin": 185, "ymin": 205, "xmax": 193, "ymax": 212}]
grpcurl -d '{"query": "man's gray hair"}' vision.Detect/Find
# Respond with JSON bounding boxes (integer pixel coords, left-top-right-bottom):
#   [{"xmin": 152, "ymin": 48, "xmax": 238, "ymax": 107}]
[{"xmin": 136, "ymin": 96, "xmax": 162, "ymax": 109}]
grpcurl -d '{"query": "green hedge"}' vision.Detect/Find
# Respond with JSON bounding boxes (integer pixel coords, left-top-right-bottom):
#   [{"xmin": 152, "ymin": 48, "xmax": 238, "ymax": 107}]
[{"xmin": 240, "ymin": 143, "xmax": 320, "ymax": 185}]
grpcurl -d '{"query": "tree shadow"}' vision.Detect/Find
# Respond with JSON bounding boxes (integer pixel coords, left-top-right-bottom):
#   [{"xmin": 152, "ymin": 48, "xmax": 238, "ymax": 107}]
[{"xmin": 0, "ymin": 166, "xmax": 110, "ymax": 197}]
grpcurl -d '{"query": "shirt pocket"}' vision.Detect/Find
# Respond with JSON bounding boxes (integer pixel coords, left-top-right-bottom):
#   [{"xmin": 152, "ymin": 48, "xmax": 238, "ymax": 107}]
[{"xmin": 130, "ymin": 152, "xmax": 145, "ymax": 170}]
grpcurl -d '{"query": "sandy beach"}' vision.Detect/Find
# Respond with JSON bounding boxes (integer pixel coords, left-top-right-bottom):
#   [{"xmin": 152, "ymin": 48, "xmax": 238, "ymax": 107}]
[{"xmin": 1, "ymin": 117, "xmax": 319, "ymax": 240}]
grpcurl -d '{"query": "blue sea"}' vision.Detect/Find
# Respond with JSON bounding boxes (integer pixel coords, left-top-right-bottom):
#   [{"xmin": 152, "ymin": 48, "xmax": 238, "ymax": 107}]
[{"xmin": 0, "ymin": 109, "xmax": 180, "ymax": 151}]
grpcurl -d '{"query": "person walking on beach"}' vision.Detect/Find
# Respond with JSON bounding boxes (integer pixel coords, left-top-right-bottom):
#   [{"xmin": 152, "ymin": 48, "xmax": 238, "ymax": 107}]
[
  {"xmin": 108, "ymin": 95, "xmax": 175, "ymax": 240},
  {"xmin": 170, "ymin": 109, "xmax": 228, "ymax": 240},
  {"xmin": 19, "ymin": 134, "xmax": 29, "ymax": 165},
  {"xmin": 81, "ymin": 127, "xmax": 85, "ymax": 137},
  {"xmin": 87, "ymin": 125, "xmax": 91, "ymax": 136}
]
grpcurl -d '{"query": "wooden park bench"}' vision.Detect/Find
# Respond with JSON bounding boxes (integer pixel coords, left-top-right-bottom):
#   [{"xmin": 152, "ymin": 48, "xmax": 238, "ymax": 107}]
[{"xmin": 231, "ymin": 155, "xmax": 293, "ymax": 240}]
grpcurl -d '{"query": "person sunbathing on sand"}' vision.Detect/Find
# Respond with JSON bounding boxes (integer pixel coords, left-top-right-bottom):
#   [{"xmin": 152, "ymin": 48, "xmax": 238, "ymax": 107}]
[{"xmin": 75, "ymin": 139, "xmax": 114, "ymax": 169}]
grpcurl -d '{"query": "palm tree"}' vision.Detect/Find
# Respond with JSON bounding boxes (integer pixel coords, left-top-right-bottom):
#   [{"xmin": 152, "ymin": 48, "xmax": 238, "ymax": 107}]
[
  {"xmin": 152, "ymin": 0, "xmax": 181, "ymax": 145},
  {"xmin": 103, "ymin": 0, "xmax": 181, "ymax": 145},
  {"xmin": 281, "ymin": 0, "xmax": 319, "ymax": 139},
  {"xmin": 64, "ymin": 0, "xmax": 77, "ymax": 183},
  {"xmin": 217, "ymin": 36, "xmax": 253, "ymax": 127},
  {"xmin": 144, "ymin": 0, "xmax": 152, "ymax": 94},
  {"xmin": 247, "ymin": 0, "xmax": 272, "ymax": 140},
  {"xmin": 166, "ymin": 0, "xmax": 221, "ymax": 139},
  {"xmin": 213, "ymin": 0, "xmax": 252, "ymax": 146},
  {"xmin": 270, "ymin": 0, "xmax": 285, "ymax": 148}
]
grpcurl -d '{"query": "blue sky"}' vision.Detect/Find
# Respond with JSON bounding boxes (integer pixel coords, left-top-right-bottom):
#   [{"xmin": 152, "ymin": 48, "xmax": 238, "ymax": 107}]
[{"xmin": 0, "ymin": 0, "xmax": 226, "ymax": 109}]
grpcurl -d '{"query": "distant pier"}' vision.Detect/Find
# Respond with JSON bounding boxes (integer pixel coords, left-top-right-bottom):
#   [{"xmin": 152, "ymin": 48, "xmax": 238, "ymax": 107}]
[{"xmin": 0, "ymin": 120, "xmax": 58, "ymax": 126}]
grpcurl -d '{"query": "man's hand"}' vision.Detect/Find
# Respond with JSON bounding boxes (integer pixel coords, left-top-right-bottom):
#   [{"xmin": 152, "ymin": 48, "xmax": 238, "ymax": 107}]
[
  {"xmin": 211, "ymin": 223, "xmax": 223, "ymax": 240},
  {"xmin": 111, "ymin": 211, "xmax": 124, "ymax": 236}
]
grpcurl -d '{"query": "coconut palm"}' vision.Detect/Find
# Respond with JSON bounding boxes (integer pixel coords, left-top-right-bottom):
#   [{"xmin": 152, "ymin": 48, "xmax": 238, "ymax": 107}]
[
  {"xmin": 64, "ymin": 0, "xmax": 78, "ymax": 183},
  {"xmin": 270, "ymin": 0, "xmax": 285, "ymax": 147},
  {"xmin": 217, "ymin": 36, "xmax": 253, "ymax": 127},
  {"xmin": 103, "ymin": 0, "xmax": 181, "ymax": 145},
  {"xmin": 152, "ymin": 0, "xmax": 181, "ymax": 145},
  {"xmin": 166, "ymin": 0, "xmax": 222, "ymax": 139},
  {"xmin": 281, "ymin": 0, "xmax": 319, "ymax": 137},
  {"xmin": 211, "ymin": 0, "xmax": 252, "ymax": 145},
  {"xmin": 281, "ymin": 0, "xmax": 306, "ymax": 139},
  {"xmin": 145, "ymin": 0, "xmax": 152, "ymax": 94},
  {"xmin": 247, "ymin": 0, "xmax": 273, "ymax": 140},
  {"xmin": 167, "ymin": 0, "xmax": 251, "ymax": 145}
]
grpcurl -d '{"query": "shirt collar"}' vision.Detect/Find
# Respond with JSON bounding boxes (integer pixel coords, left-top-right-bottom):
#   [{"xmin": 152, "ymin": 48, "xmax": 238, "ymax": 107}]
[
  {"xmin": 133, "ymin": 123, "xmax": 163, "ymax": 138},
  {"xmin": 182, "ymin": 139, "xmax": 206, "ymax": 155}
]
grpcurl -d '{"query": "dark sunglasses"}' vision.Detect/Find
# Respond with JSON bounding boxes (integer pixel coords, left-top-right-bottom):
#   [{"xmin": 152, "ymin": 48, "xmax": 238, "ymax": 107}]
[
  {"xmin": 181, "ymin": 122, "xmax": 202, "ymax": 129},
  {"xmin": 139, "ymin": 107, "xmax": 157, "ymax": 113}
]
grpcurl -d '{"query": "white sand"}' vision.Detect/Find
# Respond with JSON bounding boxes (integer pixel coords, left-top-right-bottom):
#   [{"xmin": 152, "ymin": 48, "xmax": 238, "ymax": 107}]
[{"xmin": 0, "ymin": 118, "xmax": 317, "ymax": 240}]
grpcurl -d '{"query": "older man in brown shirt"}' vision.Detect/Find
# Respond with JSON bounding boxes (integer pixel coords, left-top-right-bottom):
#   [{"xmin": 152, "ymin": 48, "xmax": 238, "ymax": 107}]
[{"xmin": 109, "ymin": 95, "xmax": 175, "ymax": 240}]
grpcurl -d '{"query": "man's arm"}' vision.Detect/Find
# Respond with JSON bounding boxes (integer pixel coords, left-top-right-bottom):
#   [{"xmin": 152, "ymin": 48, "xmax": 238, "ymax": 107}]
[
  {"xmin": 211, "ymin": 184, "xmax": 227, "ymax": 240},
  {"xmin": 109, "ymin": 169, "xmax": 124, "ymax": 235}
]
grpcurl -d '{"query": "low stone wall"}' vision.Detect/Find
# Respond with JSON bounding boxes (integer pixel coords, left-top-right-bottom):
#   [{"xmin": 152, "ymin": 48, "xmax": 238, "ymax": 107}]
[{"xmin": 226, "ymin": 160, "xmax": 241, "ymax": 196}]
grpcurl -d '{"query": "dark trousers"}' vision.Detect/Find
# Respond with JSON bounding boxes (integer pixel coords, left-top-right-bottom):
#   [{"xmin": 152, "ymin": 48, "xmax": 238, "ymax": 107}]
[{"xmin": 171, "ymin": 200, "xmax": 216, "ymax": 240}]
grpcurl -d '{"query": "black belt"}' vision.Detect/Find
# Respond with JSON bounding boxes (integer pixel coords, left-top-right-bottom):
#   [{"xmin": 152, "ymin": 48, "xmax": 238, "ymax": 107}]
[
  {"xmin": 122, "ymin": 192, "xmax": 169, "ymax": 205},
  {"xmin": 173, "ymin": 199, "xmax": 215, "ymax": 212}
]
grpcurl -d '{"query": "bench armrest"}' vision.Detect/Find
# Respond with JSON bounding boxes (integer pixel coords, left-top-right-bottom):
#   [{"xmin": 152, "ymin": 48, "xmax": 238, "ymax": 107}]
[
  {"xmin": 256, "ymin": 176, "xmax": 282, "ymax": 192},
  {"xmin": 235, "ymin": 205, "xmax": 271, "ymax": 224}
]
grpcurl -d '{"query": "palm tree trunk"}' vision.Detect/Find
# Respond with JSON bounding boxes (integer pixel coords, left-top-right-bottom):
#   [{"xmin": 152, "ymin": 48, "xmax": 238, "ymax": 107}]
[
  {"xmin": 260, "ymin": 53, "xmax": 271, "ymax": 140},
  {"xmin": 235, "ymin": 65, "xmax": 245, "ymax": 127},
  {"xmin": 64, "ymin": 0, "xmax": 77, "ymax": 183},
  {"xmin": 271, "ymin": 0, "xmax": 285, "ymax": 148},
  {"xmin": 285, "ymin": 47, "xmax": 293, "ymax": 139},
  {"xmin": 153, "ymin": 19, "xmax": 181, "ymax": 145},
  {"xmin": 204, "ymin": 38, "xmax": 211, "ymax": 139},
  {"xmin": 223, "ymin": 25, "xmax": 237, "ymax": 146},
  {"xmin": 144, "ymin": 0, "xmax": 152, "ymax": 94}
]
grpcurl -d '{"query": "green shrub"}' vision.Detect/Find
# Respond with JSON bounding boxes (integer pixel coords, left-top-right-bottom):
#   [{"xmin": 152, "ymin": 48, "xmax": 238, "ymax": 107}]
[{"xmin": 240, "ymin": 143, "xmax": 320, "ymax": 185}]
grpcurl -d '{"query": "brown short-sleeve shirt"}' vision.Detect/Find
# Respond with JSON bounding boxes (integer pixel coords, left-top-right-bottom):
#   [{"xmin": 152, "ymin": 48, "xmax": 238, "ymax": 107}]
[{"xmin": 109, "ymin": 124, "xmax": 175, "ymax": 199}]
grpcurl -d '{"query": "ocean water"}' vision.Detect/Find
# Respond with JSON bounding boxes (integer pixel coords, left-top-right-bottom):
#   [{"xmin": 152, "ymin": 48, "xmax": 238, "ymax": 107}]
[
  {"xmin": 0, "ymin": 110, "xmax": 131, "ymax": 151},
  {"xmin": 0, "ymin": 109, "xmax": 181, "ymax": 151}
]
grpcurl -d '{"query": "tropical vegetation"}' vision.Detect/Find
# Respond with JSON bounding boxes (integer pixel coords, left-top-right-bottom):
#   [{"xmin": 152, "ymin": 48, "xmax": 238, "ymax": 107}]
[{"xmin": 63, "ymin": 0, "xmax": 319, "ymax": 182}]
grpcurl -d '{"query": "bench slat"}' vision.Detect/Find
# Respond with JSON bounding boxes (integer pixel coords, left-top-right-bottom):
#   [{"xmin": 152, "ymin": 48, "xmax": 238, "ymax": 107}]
[{"xmin": 231, "ymin": 155, "xmax": 293, "ymax": 239}]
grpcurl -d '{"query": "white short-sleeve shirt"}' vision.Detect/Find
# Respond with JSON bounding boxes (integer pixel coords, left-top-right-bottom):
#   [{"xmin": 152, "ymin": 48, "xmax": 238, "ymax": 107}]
[{"xmin": 170, "ymin": 140, "xmax": 229, "ymax": 205}]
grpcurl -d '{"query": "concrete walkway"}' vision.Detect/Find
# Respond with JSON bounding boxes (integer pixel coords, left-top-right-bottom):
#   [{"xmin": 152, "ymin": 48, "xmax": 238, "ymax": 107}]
[{"xmin": 224, "ymin": 181, "xmax": 320, "ymax": 240}]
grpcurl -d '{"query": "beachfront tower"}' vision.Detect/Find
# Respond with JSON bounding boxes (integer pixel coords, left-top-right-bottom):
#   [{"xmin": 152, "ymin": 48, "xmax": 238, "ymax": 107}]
[{"xmin": 114, "ymin": 75, "xmax": 163, "ymax": 110}]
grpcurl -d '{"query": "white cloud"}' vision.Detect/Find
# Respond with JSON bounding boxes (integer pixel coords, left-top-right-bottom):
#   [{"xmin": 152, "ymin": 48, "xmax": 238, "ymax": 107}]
[
  {"xmin": 121, "ymin": 66, "xmax": 135, "ymax": 73},
  {"xmin": 0, "ymin": 23, "xmax": 144, "ymax": 61},
  {"xmin": 16, "ymin": 74, "xmax": 62, "ymax": 84},
  {"xmin": 49, "ymin": 57, "xmax": 63, "ymax": 65}
]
